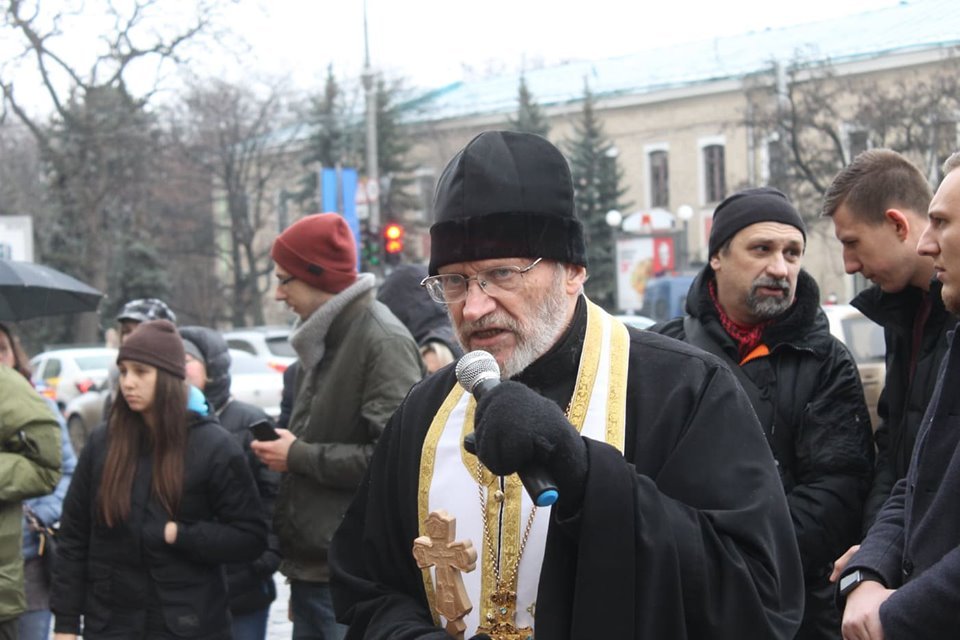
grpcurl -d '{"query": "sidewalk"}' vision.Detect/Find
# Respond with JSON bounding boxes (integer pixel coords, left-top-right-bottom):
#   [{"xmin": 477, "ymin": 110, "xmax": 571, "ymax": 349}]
[{"xmin": 266, "ymin": 576, "xmax": 293, "ymax": 639}]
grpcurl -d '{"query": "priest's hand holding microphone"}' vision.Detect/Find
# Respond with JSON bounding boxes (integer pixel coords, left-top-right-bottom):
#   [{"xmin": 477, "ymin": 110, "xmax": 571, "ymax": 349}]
[{"xmin": 457, "ymin": 350, "xmax": 589, "ymax": 512}]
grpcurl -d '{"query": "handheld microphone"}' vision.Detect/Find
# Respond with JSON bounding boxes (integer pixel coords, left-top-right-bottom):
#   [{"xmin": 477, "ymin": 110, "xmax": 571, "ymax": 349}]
[{"xmin": 455, "ymin": 350, "xmax": 559, "ymax": 507}]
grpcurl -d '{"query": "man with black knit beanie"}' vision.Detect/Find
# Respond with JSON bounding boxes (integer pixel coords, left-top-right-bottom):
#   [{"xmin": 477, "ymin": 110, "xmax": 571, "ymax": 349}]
[
  {"xmin": 330, "ymin": 131, "xmax": 805, "ymax": 639},
  {"xmin": 653, "ymin": 186, "xmax": 875, "ymax": 640},
  {"xmin": 251, "ymin": 213, "xmax": 423, "ymax": 640}
]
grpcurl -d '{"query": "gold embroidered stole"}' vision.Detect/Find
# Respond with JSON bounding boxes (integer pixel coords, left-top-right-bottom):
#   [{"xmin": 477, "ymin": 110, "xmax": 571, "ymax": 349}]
[{"xmin": 417, "ymin": 301, "xmax": 630, "ymax": 634}]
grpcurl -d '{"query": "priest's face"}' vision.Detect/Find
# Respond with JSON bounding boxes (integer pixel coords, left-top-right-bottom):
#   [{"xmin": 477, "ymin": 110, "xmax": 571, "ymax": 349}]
[{"xmin": 443, "ymin": 257, "xmax": 585, "ymax": 378}]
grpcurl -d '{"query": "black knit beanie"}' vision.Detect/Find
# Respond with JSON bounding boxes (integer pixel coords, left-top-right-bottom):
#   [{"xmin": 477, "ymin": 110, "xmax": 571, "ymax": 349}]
[
  {"xmin": 117, "ymin": 319, "xmax": 186, "ymax": 379},
  {"xmin": 428, "ymin": 131, "xmax": 587, "ymax": 275},
  {"xmin": 708, "ymin": 187, "xmax": 806, "ymax": 258}
]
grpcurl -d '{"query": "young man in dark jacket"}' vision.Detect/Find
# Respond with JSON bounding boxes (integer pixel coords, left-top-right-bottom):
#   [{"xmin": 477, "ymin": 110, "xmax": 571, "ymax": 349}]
[
  {"xmin": 653, "ymin": 187, "xmax": 875, "ymax": 640},
  {"xmin": 839, "ymin": 151, "xmax": 960, "ymax": 640},
  {"xmin": 330, "ymin": 131, "xmax": 804, "ymax": 639},
  {"xmin": 251, "ymin": 213, "xmax": 424, "ymax": 640},
  {"xmin": 822, "ymin": 150, "xmax": 954, "ymax": 532},
  {"xmin": 179, "ymin": 326, "xmax": 281, "ymax": 640}
]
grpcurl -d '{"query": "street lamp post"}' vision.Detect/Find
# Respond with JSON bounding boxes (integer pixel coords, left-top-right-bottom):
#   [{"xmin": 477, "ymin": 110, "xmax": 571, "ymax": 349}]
[
  {"xmin": 362, "ymin": 0, "xmax": 380, "ymax": 232},
  {"xmin": 676, "ymin": 204, "xmax": 694, "ymax": 271}
]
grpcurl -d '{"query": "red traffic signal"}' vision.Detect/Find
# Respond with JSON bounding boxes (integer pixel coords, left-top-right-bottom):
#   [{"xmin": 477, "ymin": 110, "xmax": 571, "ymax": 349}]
[{"xmin": 383, "ymin": 223, "xmax": 404, "ymax": 254}]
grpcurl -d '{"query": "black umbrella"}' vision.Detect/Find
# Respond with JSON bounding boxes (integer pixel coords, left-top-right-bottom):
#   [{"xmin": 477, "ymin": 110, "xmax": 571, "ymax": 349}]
[{"xmin": 0, "ymin": 259, "xmax": 103, "ymax": 321}]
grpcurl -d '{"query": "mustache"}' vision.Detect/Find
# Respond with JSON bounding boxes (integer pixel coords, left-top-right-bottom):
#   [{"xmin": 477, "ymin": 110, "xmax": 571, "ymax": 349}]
[
  {"xmin": 458, "ymin": 312, "xmax": 521, "ymax": 336},
  {"xmin": 752, "ymin": 276, "xmax": 790, "ymax": 294}
]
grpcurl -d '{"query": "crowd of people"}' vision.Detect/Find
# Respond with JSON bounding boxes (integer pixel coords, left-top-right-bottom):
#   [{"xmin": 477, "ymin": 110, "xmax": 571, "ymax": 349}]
[{"xmin": 1, "ymin": 131, "xmax": 959, "ymax": 640}]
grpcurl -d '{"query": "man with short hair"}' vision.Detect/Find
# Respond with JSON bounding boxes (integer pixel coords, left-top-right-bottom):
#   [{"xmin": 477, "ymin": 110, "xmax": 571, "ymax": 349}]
[
  {"xmin": 653, "ymin": 186, "xmax": 875, "ymax": 639},
  {"xmin": 821, "ymin": 149, "xmax": 953, "ymax": 531},
  {"xmin": 251, "ymin": 213, "xmax": 423, "ymax": 640},
  {"xmin": 330, "ymin": 131, "xmax": 804, "ymax": 639},
  {"xmin": 838, "ymin": 151, "xmax": 960, "ymax": 640}
]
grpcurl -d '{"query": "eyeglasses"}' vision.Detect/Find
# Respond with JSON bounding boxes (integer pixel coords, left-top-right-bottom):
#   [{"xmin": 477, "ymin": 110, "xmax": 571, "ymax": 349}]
[
  {"xmin": 420, "ymin": 258, "xmax": 543, "ymax": 305},
  {"xmin": 277, "ymin": 274, "xmax": 296, "ymax": 287}
]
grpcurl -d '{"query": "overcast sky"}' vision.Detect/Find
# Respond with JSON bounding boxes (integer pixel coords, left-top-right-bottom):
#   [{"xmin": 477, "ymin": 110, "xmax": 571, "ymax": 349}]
[
  {"xmin": 217, "ymin": 0, "xmax": 903, "ymax": 90},
  {"xmin": 1, "ymin": 0, "xmax": 904, "ymax": 111}
]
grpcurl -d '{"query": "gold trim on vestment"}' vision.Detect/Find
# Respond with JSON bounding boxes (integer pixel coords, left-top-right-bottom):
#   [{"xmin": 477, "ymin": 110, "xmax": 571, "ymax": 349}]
[
  {"xmin": 419, "ymin": 384, "xmax": 466, "ymax": 626},
  {"xmin": 417, "ymin": 299, "xmax": 625, "ymax": 634},
  {"xmin": 606, "ymin": 316, "xmax": 629, "ymax": 452}
]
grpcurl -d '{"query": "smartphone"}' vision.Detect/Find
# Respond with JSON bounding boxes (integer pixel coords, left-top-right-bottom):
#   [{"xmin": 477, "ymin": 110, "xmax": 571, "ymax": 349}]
[{"xmin": 249, "ymin": 419, "xmax": 280, "ymax": 442}]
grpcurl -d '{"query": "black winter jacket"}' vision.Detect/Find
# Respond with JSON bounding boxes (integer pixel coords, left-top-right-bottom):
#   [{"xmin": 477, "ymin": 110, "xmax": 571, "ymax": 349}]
[
  {"xmin": 845, "ymin": 327, "xmax": 960, "ymax": 639},
  {"xmin": 331, "ymin": 296, "xmax": 805, "ymax": 639},
  {"xmin": 180, "ymin": 325, "xmax": 282, "ymax": 615},
  {"xmin": 654, "ymin": 268, "xmax": 874, "ymax": 640},
  {"xmin": 51, "ymin": 413, "xmax": 267, "ymax": 639},
  {"xmin": 851, "ymin": 281, "xmax": 954, "ymax": 529}
]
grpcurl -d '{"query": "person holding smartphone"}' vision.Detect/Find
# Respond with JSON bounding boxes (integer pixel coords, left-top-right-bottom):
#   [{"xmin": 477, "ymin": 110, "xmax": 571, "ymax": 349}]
[
  {"xmin": 50, "ymin": 320, "xmax": 266, "ymax": 640},
  {"xmin": 179, "ymin": 326, "xmax": 281, "ymax": 640}
]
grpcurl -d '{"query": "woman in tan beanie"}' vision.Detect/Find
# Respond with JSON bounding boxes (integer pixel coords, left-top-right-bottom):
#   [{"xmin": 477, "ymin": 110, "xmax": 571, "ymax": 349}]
[{"xmin": 51, "ymin": 320, "xmax": 268, "ymax": 640}]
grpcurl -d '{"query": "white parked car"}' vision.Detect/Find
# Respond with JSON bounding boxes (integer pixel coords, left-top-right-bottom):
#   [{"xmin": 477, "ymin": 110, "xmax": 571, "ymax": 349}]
[
  {"xmin": 821, "ymin": 304, "xmax": 886, "ymax": 431},
  {"xmin": 30, "ymin": 347, "xmax": 117, "ymax": 408},
  {"xmin": 229, "ymin": 349, "xmax": 284, "ymax": 419},
  {"xmin": 224, "ymin": 326, "xmax": 295, "ymax": 373}
]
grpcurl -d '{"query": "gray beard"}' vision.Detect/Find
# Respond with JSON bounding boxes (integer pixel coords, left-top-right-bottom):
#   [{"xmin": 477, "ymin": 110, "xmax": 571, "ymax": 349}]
[
  {"xmin": 746, "ymin": 277, "xmax": 792, "ymax": 320},
  {"xmin": 502, "ymin": 272, "xmax": 570, "ymax": 379}
]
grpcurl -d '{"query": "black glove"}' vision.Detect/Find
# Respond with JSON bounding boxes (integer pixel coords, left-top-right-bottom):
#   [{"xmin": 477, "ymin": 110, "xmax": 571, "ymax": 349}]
[{"xmin": 471, "ymin": 380, "xmax": 588, "ymax": 509}]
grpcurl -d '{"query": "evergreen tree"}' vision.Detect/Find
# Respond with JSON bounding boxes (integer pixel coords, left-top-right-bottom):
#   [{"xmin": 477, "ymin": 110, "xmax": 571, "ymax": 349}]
[
  {"xmin": 508, "ymin": 74, "xmax": 550, "ymax": 137},
  {"xmin": 297, "ymin": 65, "xmax": 356, "ymax": 211},
  {"xmin": 566, "ymin": 81, "xmax": 629, "ymax": 311}
]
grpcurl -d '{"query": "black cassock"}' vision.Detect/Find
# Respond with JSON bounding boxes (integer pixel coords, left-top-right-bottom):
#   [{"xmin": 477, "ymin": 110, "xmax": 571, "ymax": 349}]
[{"xmin": 331, "ymin": 302, "xmax": 803, "ymax": 639}]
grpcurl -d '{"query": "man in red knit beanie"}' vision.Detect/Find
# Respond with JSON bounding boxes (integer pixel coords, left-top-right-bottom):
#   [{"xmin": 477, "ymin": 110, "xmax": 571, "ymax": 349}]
[{"xmin": 252, "ymin": 213, "xmax": 423, "ymax": 639}]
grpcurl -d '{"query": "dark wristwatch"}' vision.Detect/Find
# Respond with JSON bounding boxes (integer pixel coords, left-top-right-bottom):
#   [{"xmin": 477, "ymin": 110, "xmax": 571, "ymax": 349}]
[{"xmin": 839, "ymin": 569, "xmax": 883, "ymax": 599}]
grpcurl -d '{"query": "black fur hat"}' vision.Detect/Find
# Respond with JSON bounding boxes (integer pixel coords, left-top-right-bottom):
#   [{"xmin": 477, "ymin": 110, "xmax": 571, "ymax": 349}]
[{"xmin": 428, "ymin": 131, "xmax": 587, "ymax": 275}]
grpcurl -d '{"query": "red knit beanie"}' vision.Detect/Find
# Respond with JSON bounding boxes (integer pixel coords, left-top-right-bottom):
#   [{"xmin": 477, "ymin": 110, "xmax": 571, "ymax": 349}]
[
  {"xmin": 117, "ymin": 319, "xmax": 186, "ymax": 379},
  {"xmin": 271, "ymin": 213, "xmax": 358, "ymax": 294}
]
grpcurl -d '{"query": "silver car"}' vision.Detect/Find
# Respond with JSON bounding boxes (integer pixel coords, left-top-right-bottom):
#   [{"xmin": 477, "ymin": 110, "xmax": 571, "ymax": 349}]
[
  {"xmin": 30, "ymin": 347, "xmax": 117, "ymax": 408},
  {"xmin": 224, "ymin": 326, "xmax": 295, "ymax": 373}
]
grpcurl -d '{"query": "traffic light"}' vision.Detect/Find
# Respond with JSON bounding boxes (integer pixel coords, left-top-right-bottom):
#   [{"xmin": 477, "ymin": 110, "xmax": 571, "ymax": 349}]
[
  {"xmin": 383, "ymin": 222, "xmax": 404, "ymax": 264},
  {"xmin": 361, "ymin": 226, "xmax": 382, "ymax": 269}
]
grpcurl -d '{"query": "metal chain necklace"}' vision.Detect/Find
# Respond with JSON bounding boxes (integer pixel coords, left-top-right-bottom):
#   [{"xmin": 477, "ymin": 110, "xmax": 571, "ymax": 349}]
[
  {"xmin": 474, "ymin": 460, "xmax": 537, "ymax": 640},
  {"xmin": 471, "ymin": 400, "xmax": 571, "ymax": 640}
]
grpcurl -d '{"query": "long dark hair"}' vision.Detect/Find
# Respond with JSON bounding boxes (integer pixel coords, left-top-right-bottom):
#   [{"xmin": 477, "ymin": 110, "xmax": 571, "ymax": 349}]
[
  {"xmin": 97, "ymin": 366, "xmax": 188, "ymax": 527},
  {"xmin": 0, "ymin": 322, "xmax": 32, "ymax": 379}
]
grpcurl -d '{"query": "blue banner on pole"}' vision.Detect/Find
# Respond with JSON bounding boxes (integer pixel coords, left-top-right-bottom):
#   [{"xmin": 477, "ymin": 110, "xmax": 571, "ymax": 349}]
[{"xmin": 319, "ymin": 166, "xmax": 363, "ymax": 271}]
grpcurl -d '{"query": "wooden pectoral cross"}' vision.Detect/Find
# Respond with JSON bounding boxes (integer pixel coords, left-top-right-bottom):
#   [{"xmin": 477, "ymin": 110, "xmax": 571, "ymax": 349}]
[{"xmin": 413, "ymin": 509, "xmax": 478, "ymax": 640}]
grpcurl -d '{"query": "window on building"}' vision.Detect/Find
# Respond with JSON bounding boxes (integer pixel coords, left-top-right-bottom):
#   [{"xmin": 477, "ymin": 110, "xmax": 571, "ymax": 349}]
[
  {"xmin": 703, "ymin": 144, "xmax": 726, "ymax": 203},
  {"xmin": 649, "ymin": 150, "xmax": 669, "ymax": 209},
  {"xmin": 848, "ymin": 130, "xmax": 869, "ymax": 160}
]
